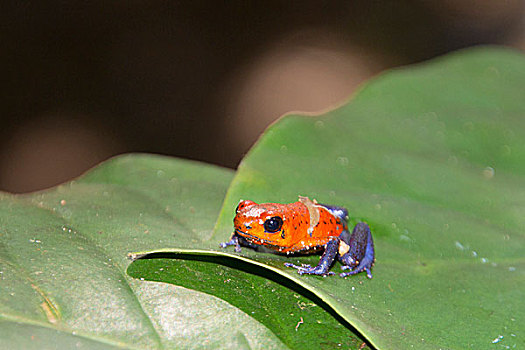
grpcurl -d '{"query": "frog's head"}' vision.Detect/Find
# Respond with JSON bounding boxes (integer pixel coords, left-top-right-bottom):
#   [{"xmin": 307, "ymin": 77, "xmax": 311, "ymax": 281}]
[{"xmin": 233, "ymin": 200, "xmax": 293, "ymax": 250}]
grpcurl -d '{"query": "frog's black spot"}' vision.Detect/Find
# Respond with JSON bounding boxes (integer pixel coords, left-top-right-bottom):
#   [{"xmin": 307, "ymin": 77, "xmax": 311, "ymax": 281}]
[
  {"xmin": 294, "ymin": 226, "xmax": 297, "ymax": 230},
  {"xmin": 281, "ymin": 230, "xmax": 286, "ymax": 239},
  {"xmin": 329, "ymin": 218, "xmax": 334, "ymax": 224}
]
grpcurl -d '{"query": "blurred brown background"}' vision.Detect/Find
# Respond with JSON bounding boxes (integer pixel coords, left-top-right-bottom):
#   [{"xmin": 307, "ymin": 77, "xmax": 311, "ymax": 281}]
[{"xmin": 1, "ymin": 1, "xmax": 524, "ymax": 193}]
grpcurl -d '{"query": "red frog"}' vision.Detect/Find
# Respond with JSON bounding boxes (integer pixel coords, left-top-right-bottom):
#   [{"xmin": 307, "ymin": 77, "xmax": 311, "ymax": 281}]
[{"xmin": 220, "ymin": 196, "xmax": 375, "ymax": 278}]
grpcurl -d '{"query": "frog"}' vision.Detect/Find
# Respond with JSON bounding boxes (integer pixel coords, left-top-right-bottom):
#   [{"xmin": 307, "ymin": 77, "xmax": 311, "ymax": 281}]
[{"xmin": 219, "ymin": 196, "xmax": 375, "ymax": 278}]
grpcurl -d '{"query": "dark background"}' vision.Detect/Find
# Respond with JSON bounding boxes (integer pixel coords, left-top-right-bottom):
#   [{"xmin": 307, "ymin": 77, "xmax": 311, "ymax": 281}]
[{"xmin": 1, "ymin": 1, "xmax": 523, "ymax": 193}]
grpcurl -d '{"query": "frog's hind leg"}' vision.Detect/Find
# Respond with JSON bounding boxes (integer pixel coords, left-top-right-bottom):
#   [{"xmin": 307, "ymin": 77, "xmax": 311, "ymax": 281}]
[
  {"xmin": 284, "ymin": 239, "xmax": 339, "ymax": 276},
  {"xmin": 339, "ymin": 222, "xmax": 375, "ymax": 279}
]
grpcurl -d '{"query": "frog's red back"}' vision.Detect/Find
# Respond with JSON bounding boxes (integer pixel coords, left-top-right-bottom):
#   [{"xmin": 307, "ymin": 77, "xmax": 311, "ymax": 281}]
[{"xmin": 233, "ymin": 200, "xmax": 345, "ymax": 253}]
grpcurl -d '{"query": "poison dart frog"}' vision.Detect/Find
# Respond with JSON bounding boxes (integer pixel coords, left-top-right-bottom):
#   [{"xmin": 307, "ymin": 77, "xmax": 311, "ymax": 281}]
[{"xmin": 220, "ymin": 196, "xmax": 375, "ymax": 278}]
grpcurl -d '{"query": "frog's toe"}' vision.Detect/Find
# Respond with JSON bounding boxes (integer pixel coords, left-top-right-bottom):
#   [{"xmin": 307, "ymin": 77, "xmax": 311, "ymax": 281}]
[
  {"xmin": 340, "ymin": 265, "xmax": 373, "ymax": 279},
  {"xmin": 296, "ymin": 268, "xmax": 315, "ymax": 275},
  {"xmin": 285, "ymin": 263, "xmax": 331, "ymax": 276},
  {"xmin": 284, "ymin": 262, "xmax": 307, "ymax": 274},
  {"xmin": 219, "ymin": 241, "xmax": 232, "ymax": 249},
  {"xmin": 220, "ymin": 236, "xmax": 242, "ymax": 252},
  {"xmin": 284, "ymin": 262, "xmax": 311, "ymax": 269}
]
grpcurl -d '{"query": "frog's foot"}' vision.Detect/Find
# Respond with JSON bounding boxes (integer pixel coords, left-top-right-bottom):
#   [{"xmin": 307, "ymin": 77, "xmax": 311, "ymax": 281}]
[
  {"xmin": 284, "ymin": 262, "xmax": 311, "ymax": 269},
  {"xmin": 284, "ymin": 239, "xmax": 339, "ymax": 276},
  {"xmin": 284, "ymin": 263, "xmax": 335, "ymax": 276},
  {"xmin": 219, "ymin": 236, "xmax": 242, "ymax": 253},
  {"xmin": 339, "ymin": 261, "xmax": 373, "ymax": 279}
]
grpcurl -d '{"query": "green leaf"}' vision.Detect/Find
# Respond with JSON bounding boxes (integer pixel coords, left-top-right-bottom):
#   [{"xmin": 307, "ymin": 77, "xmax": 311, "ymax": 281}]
[
  {"xmin": 127, "ymin": 257, "xmax": 369, "ymax": 349},
  {"xmin": 133, "ymin": 47, "xmax": 525, "ymax": 349},
  {"xmin": 0, "ymin": 154, "xmax": 287, "ymax": 349},
  {"xmin": 209, "ymin": 47, "xmax": 525, "ymax": 349}
]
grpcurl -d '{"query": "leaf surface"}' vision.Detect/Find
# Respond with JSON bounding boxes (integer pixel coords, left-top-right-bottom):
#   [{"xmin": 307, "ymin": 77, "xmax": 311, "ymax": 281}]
[
  {"xmin": 0, "ymin": 155, "xmax": 287, "ymax": 349},
  {"xmin": 206, "ymin": 47, "xmax": 525, "ymax": 349}
]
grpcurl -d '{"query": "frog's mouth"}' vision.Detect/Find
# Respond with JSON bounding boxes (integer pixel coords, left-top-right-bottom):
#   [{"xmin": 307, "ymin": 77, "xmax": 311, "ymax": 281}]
[{"xmin": 235, "ymin": 229, "xmax": 279, "ymax": 246}]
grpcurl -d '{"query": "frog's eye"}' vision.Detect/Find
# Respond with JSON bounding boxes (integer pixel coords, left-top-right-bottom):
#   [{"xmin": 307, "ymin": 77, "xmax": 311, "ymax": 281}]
[{"xmin": 263, "ymin": 216, "xmax": 283, "ymax": 233}]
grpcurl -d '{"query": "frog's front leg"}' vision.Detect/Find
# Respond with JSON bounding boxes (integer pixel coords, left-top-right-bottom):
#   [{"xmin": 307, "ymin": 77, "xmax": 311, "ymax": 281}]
[
  {"xmin": 339, "ymin": 222, "xmax": 375, "ymax": 278},
  {"xmin": 220, "ymin": 234, "xmax": 262, "ymax": 253},
  {"xmin": 219, "ymin": 233, "xmax": 242, "ymax": 253},
  {"xmin": 285, "ymin": 239, "xmax": 339, "ymax": 276}
]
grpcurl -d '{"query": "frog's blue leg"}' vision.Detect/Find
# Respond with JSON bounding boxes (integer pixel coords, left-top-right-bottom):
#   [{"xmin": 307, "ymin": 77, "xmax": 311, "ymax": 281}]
[
  {"xmin": 339, "ymin": 222, "xmax": 375, "ymax": 279},
  {"xmin": 219, "ymin": 234, "xmax": 242, "ymax": 253},
  {"xmin": 284, "ymin": 239, "xmax": 339, "ymax": 276},
  {"xmin": 319, "ymin": 204, "xmax": 349, "ymax": 222}
]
